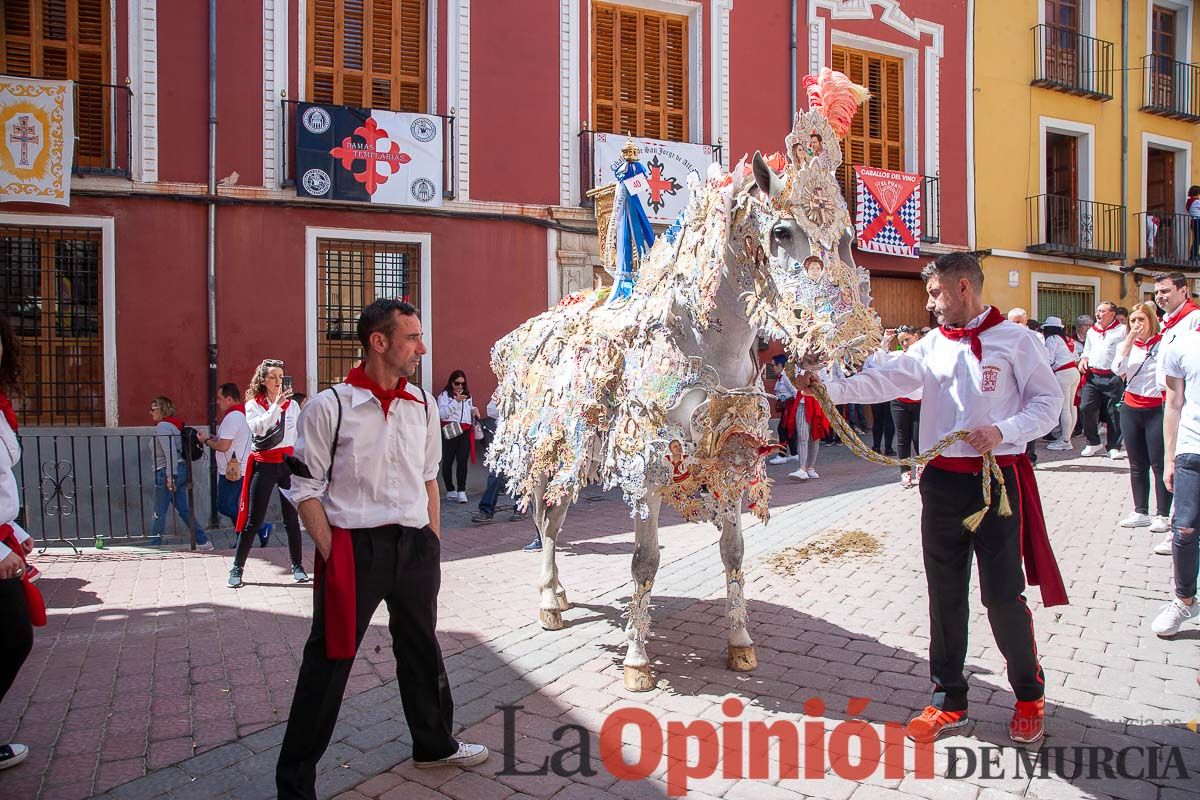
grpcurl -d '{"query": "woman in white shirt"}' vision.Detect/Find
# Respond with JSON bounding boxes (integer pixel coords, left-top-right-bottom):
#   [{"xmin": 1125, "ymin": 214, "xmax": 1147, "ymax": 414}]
[
  {"xmin": 228, "ymin": 359, "xmax": 307, "ymax": 588},
  {"xmin": 1042, "ymin": 317, "xmax": 1081, "ymax": 451},
  {"xmin": 438, "ymin": 370, "xmax": 479, "ymax": 504},
  {"xmin": 1112, "ymin": 303, "xmax": 1173, "ymax": 536}
]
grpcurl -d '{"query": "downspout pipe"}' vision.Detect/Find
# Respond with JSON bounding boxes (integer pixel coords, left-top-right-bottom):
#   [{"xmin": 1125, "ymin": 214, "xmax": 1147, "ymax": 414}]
[
  {"xmin": 206, "ymin": 0, "xmax": 219, "ymax": 525},
  {"xmin": 790, "ymin": 1, "xmax": 797, "ymax": 121},
  {"xmin": 1119, "ymin": 0, "xmax": 1129, "ymax": 297}
]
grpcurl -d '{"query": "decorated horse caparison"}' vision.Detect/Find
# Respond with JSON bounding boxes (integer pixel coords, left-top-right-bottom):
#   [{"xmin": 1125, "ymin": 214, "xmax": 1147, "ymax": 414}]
[{"xmin": 488, "ymin": 70, "xmax": 881, "ymax": 691}]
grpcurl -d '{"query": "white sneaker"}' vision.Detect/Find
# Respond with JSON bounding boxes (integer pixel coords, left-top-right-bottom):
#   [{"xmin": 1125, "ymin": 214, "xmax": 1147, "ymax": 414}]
[
  {"xmin": 0, "ymin": 743, "xmax": 28, "ymax": 770},
  {"xmin": 787, "ymin": 468, "xmax": 809, "ymax": 481},
  {"xmin": 456, "ymin": 492, "xmax": 468, "ymax": 504},
  {"xmin": 1080, "ymin": 444, "xmax": 1104, "ymax": 457},
  {"xmin": 1109, "ymin": 449, "xmax": 1126, "ymax": 461},
  {"xmin": 1119, "ymin": 512, "xmax": 1151, "ymax": 528},
  {"xmin": 414, "ymin": 740, "xmax": 490, "ymax": 769},
  {"xmin": 1149, "ymin": 516, "xmax": 1171, "ymax": 533},
  {"xmin": 1046, "ymin": 440, "xmax": 1073, "ymax": 451},
  {"xmin": 900, "ymin": 472, "xmax": 914, "ymax": 488},
  {"xmin": 196, "ymin": 540, "xmax": 215, "ymax": 551},
  {"xmin": 806, "ymin": 469, "xmax": 819, "ymax": 479},
  {"xmin": 1154, "ymin": 536, "xmax": 1174, "ymax": 556},
  {"xmin": 768, "ymin": 454, "xmax": 790, "ymax": 465},
  {"xmin": 1150, "ymin": 598, "xmax": 1200, "ymax": 636}
]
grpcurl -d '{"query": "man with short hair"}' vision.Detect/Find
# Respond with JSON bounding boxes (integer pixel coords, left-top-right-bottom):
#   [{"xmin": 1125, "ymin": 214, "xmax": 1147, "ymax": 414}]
[
  {"xmin": 197, "ymin": 383, "xmax": 271, "ymax": 545},
  {"xmin": 1078, "ymin": 301, "xmax": 1128, "ymax": 459},
  {"xmin": 1154, "ymin": 273, "xmax": 1200, "ymax": 388},
  {"xmin": 276, "ymin": 300, "xmax": 487, "ymax": 800},
  {"xmin": 798, "ymin": 252, "xmax": 1066, "ymax": 745}
]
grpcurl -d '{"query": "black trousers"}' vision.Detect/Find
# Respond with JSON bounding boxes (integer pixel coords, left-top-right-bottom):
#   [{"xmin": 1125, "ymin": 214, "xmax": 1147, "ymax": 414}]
[
  {"xmin": 441, "ymin": 431, "xmax": 470, "ymax": 492},
  {"xmin": 919, "ymin": 465, "xmax": 1045, "ymax": 712},
  {"xmin": 871, "ymin": 401, "xmax": 895, "ymax": 454},
  {"xmin": 277, "ymin": 525, "xmax": 456, "ymax": 800},
  {"xmin": 1121, "ymin": 404, "xmax": 1173, "ymax": 517},
  {"xmin": 0, "ymin": 578, "xmax": 33, "ymax": 704},
  {"xmin": 890, "ymin": 400, "xmax": 920, "ymax": 472},
  {"xmin": 1080, "ymin": 372, "xmax": 1125, "ymax": 449},
  {"xmin": 234, "ymin": 460, "xmax": 303, "ymax": 567}
]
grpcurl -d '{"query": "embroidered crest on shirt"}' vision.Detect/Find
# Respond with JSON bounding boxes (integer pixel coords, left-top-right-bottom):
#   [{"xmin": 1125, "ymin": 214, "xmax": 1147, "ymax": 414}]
[{"xmin": 980, "ymin": 365, "xmax": 1001, "ymax": 393}]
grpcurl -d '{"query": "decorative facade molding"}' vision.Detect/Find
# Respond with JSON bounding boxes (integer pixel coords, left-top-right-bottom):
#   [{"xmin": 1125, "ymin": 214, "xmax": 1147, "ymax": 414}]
[
  {"xmin": 710, "ymin": 0, "xmax": 733, "ymax": 167},
  {"xmin": 448, "ymin": 0, "xmax": 471, "ymax": 199},
  {"xmin": 128, "ymin": 0, "xmax": 159, "ymax": 183},
  {"xmin": 263, "ymin": 0, "xmax": 287, "ymax": 188},
  {"xmin": 560, "ymin": 0, "xmax": 581, "ymax": 206},
  {"xmin": 428, "ymin": 0, "xmax": 439, "ymax": 113}
]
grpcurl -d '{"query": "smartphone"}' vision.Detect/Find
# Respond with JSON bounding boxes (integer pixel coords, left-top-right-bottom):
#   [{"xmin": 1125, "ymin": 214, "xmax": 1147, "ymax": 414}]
[{"xmin": 282, "ymin": 375, "xmax": 293, "ymax": 392}]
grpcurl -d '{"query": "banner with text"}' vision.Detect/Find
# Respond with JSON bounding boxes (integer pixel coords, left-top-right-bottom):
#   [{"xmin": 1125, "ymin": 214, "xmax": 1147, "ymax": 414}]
[
  {"xmin": 854, "ymin": 166, "xmax": 922, "ymax": 259},
  {"xmin": 593, "ymin": 133, "xmax": 714, "ymax": 224},
  {"xmin": 0, "ymin": 77, "xmax": 74, "ymax": 206}
]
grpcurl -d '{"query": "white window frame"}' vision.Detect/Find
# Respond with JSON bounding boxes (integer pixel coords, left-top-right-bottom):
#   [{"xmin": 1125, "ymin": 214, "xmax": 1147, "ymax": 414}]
[
  {"xmin": 1039, "ymin": 116, "xmax": 1095, "ymax": 201},
  {"xmin": 304, "ymin": 227, "xmax": 434, "ymax": 396},
  {"xmin": 1037, "ymin": 0, "xmax": 1097, "ymax": 38},
  {"xmin": 829, "ymin": 31, "xmax": 920, "ymax": 175},
  {"xmin": 1145, "ymin": 0, "xmax": 1193, "ymax": 65},
  {"xmin": 0, "ymin": 213, "xmax": 118, "ymax": 427},
  {"xmin": 1141, "ymin": 132, "xmax": 1192, "ymax": 214},
  {"xmin": 1030, "ymin": 271, "xmax": 1101, "ymax": 322}
]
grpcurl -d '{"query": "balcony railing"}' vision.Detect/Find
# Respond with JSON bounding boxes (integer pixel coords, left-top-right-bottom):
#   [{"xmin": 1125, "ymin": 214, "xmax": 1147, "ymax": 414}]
[
  {"xmin": 279, "ymin": 99, "xmax": 457, "ymax": 199},
  {"xmin": 1031, "ymin": 24, "xmax": 1114, "ymax": 100},
  {"xmin": 1134, "ymin": 212, "xmax": 1200, "ymax": 269},
  {"xmin": 577, "ymin": 128, "xmax": 722, "ymax": 209},
  {"xmin": 843, "ymin": 171, "xmax": 941, "ymax": 245},
  {"xmin": 1140, "ymin": 55, "xmax": 1200, "ymax": 122},
  {"xmin": 1026, "ymin": 195, "xmax": 1125, "ymax": 262}
]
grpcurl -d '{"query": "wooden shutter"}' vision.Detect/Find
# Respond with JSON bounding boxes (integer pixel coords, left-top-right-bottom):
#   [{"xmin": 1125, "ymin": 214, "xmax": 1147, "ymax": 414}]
[
  {"xmin": 592, "ymin": 1, "xmax": 689, "ymax": 142},
  {"xmin": 832, "ymin": 45, "xmax": 905, "ymax": 206},
  {"xmin": 307, "ymin": 0, "xmax": 426, "ymax": 111},
  {"xmin": 0, "ymin": 1, "xmax": 111, "ymax": 167}
]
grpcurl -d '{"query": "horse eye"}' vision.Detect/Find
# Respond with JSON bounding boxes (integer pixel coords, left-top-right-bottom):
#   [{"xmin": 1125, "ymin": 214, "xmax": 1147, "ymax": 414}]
[{"xmin": 772, "ymin": 226, "xmax": 791, "ymax": 241}]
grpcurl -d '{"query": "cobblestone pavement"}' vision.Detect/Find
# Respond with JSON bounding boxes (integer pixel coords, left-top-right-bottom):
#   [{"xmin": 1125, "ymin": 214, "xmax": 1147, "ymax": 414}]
[{"xmin": 2, "ymin": 444, "xmax": 1198, "ymax": 800}]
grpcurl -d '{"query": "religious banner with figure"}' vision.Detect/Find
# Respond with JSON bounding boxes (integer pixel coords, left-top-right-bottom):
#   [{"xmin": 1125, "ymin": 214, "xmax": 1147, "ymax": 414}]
[
  {"xmin": 295, "ymin": 102, "xmax": 443, "ymax": 206},
  {"xmin": 0, "ymin": 77, "xmax": 74, "ymax": 206},
  {"xmin": 593, "ymin": 133, "xmax": 715, "ymax": 224},
  {"xmin": 854, "ymin": 166, "xmax": 922, "ymax": 258}
]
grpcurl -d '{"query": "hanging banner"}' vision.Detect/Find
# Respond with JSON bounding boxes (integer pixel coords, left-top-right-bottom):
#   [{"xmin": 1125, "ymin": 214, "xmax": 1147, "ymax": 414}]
[
  {"xmin": 0, "ymin": 77, "xmax": 74, "ymax": 206},
  {"xmin": 593, "ymin": 133, "xmax": 714, "ymax": 224},
  {"xmin": 295, "ymin": 102, "xmax": 443, "ymax": 207},
  {"xmin": 854, "ymin": 166, "xmax": 922, "ymax": 258}
]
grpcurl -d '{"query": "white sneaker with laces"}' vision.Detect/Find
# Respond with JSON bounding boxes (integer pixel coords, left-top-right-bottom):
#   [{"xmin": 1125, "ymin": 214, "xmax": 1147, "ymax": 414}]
[
  {"xmin": 806, "ymin": 469, "xmax": 819, "ymax": 479},
  {"xmin": 196, "ymin": 540, "xmax": 215, "ymax": 551},
  {"xmin": 414, "ymin": 740, "xmax": 490, "ymax": 769},
  {"xmin": 787, "ymin": 468, "xmax": 809, "ymax": 481},
  {"xmin": 457, "ymin": 492, "xmax": 468, "ymax": 504},
  {"xmin": 0, "ymin": 743, "xmax": 28, "ymax": 770},
  {"xmin": 1080, "ymin": 444, "xmax": 1104, "ymax": 457},
  {"xmin": 768, "ymin": 454, "xmax": 790, "ymax": 465},
  {"xmin": 1154, "ymin": 536, "xmax": 1174, "ymax": 556},
  {"xmin": 1109, "ymin": 449, "xmax": 1126, "ymax": 460},
  {"xmin": 1119, "ymin": 512, "xmax": 1151, "ymax": 528},
  {"xmin": 1046, "ymin": 440, "xmax": 1073, "ymax": 451},
  {"xmin": 1150, "ymin": 598, "xmax": 1200, "ymax": 636},
  {"xmin": 1149, "ymin": 516, "xmax": 1171, "ymax": 533}
]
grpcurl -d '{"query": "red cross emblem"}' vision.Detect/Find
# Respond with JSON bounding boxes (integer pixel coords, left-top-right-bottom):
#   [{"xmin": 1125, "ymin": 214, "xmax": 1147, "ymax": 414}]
[
  {"xmin": 645, "ymin": 155, "xmax": 682, "ymax": 213},
  {"xmin": 329, "ymin": 117, "xmax": 411, "ymax": 196},
  {"xmin": 9, "ymin": 115, "xmax": 40, "ymax": 167}
]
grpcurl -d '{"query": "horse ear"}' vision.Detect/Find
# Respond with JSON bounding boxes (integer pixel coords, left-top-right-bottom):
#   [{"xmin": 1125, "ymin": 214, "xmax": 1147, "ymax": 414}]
[{"xmin": 752, "ymin": 151, "xmax": 782, "ymax": 198}]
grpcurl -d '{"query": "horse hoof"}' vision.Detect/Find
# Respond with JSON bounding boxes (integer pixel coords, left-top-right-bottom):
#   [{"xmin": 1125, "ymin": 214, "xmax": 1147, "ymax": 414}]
[
  {"xmin": 728, "ymin": 645, "xmax": 758, "ymax": 672},
  {"xmin": 539, "ymin": 608, "xmax": 564, "ymax": 630},
  {"xmin": 556, "ymin": 590, "xmax": 570, "ymax": 611},
  {"xmin": 623, "ymin": 665, "xmax": 656, "ymax": 692}
]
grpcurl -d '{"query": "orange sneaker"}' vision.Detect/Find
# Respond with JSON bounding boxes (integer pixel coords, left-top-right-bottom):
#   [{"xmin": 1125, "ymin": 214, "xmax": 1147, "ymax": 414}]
[
  {"xmin": 905, "ymin": 706, "xmax": 968, "ymax": 742},
  {"xmin": 1010, "ymin": 699, "xmax": 1044, "ymax": 744}
]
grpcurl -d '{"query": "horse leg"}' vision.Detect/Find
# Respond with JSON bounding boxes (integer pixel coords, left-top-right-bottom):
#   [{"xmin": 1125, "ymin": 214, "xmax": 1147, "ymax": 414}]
[
  {"xmin": 720, "ymin": 510, "xmax": 757, "ymax": 672},
  {"xmin": 623, "ymin": 494, "xmax": 661, "ymax": 692},
  {"xmin": 533, "ymin": 481, "xmax": 572, "ymax": 630}
]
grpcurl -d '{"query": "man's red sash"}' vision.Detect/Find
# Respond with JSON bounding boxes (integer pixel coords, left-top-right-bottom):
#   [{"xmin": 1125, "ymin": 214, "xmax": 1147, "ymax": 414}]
[{"xmin": 317, "ymin": 527, "xmax": 358, "ymax": 660}]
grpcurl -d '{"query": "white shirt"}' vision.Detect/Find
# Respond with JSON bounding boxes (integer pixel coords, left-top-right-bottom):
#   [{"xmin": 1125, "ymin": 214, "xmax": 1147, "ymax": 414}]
[
  {"xmin": 215, "ymin": 409, "xmax": 252, "ymax": 473},
  {"xmin": 1161, "ymin": 329, "xmax": 1200, "ymax": 457},
  {"xmin": 1156, "ymin": 304, "xmax": 1200, "ymax": 391},
  {"xmin": 1112, "ymin": 340, "xmax": 1163, "ymax": 399},
  {"xmin": 872, "ymin": 349, "xmax": 923, "ymax": 401},
  {"xmin": 774, "ymin": 372, "xmax": 797, "ymax": 402},
  {"xmin": 1081, "ymin": 321, "xmax": 1128, "ymax": 372},
  {"xmin": 0, "ymin": 417, "xmax": 32, "ymax": 561},
  {"xmin": 283, "ymin": 383, "xmax": 441, "ymax": 529},
  {"xmin": 246, "ymin": 397, "xmax": 299, "ymax": 450},
  {"xmin": 824, "ymin": 308, "xmax": 1062, "ymax": 456},
  {"xmin": 437, "ymin": 392, "xmax": 475, "ymax": 425},
  {"xmin": 1044, "ymin": 335, "xmax": 1076, "ymax": 371}
]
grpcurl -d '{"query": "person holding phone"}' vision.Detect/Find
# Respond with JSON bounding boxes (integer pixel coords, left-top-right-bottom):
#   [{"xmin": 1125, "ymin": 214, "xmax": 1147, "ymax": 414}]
[
  {"xmin": 437, "ymin": 370, "xmax": 478, "ymax": 503},
  {"xmin": 227, "ymin": 359, "xmax": 307, "ymax": 588}
]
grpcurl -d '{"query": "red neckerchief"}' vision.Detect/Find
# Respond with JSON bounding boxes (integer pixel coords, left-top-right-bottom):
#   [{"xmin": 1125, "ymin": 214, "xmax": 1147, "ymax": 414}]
[
  {"xmin": 0, "ymin": 391, "xmax": 17, "ymax": 432},
  {"xmin": 344, "ymin": 363, "xmax": 425, "ymax": 418},
  {"xmin": 1091, "ymin": 318, "xmax": 1120, "ymax": 334},
  {"xmin": 163, "ymin": 415, "xmax": 184, "ymax": 432},
  {"xmin": 939, "ymin": 306, "xmax": 1005, "ymax": 360},
  {"xmin": 1161, "ymin": 300, "xmax": 1200, "ymax": 332},
  {"xmin": 223, "ymin": 402, "xmax": 246, "ymax": 418},
  {"xmin": 255, "ymin": 394, "xmax": 291, "ymax": 412},
  {"xmin": 1133, "ymin": 334, "xmax": 1162, "ymax": 349}
]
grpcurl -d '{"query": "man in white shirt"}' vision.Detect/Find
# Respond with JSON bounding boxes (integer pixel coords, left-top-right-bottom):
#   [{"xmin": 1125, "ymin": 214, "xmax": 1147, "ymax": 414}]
[
  {"xmin": 797, "ymin": 253, "xmax": 1066, "ymax": 745},
  {"xmin": 1078, "ymin": 301, "xmax": 1128, "ymax": 458},
  {"xmin": 1150, "ymin": 329, "xmax": 1200, "ymax": 637},
  {"xmin": 276, "ymin": 300, "xmax": 487, "ymax": 800},
  {"xmin": 1154, "ymin": 272, "xmax": 1200, "ymax": 392},
  {"xmin": 197, "ymin": 383, "xmax": 270, "ymax": 543}
]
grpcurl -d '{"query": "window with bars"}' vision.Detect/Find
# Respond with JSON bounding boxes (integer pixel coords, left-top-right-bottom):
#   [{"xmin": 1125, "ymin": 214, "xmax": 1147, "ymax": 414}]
[
  {"xmin": 307, "ymin": 0, "xmax": 427, "ymax": 112},
  {"xmin": 0, "ymin": 225, "xmax": 104, "ymax": 426},
  {"xmin": 317, "ymin": 238, "xmax": 421, "ymax": 390},
  {"xmin": 1037, "ymin": 282, "xmax": 1095, "ymax": 326},
  {"xmin": 831, "ymin": 45, "xmax": 905, "ymax": 208},
  {"xmin": 1, "ymin": 0, "xmax": 112, "ymax": 171},
  {"xmin": 592, "ymin": 2, "xmax": 689, "ymax": 142}
]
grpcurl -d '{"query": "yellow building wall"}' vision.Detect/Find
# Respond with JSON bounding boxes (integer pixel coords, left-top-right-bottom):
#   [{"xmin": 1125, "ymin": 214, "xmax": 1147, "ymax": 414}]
[{"xmin": 973, "ymin": 0, "xmax": 1200, "ymax": 320}]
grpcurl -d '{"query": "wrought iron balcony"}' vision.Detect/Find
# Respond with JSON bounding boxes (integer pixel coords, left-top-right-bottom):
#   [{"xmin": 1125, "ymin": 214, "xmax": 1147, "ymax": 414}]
[
  {"xmin": 1134, "ymin": 212, "xmax": 1200, "ymax": 270},
  {"xmin": 1031, "ymin": 25, "xmax": 1114, "ymax": 100},
  {"xmin": 1026, "ymin": 195, "xmax": 1125, "ymax": 262},
  {"xmin": 73, "ymin": 81, "xmax": 133, "ymax": 177},
  {"xmin": 1140, "ymin": 55, "xmax": 1200, "ymax": 122}
]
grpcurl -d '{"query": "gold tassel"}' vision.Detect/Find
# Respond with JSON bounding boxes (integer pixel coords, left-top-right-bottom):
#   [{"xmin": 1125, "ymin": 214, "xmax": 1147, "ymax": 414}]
[
  {"xmin": 997, "ymin": 484, "xmax": 1013, "ymax": 517},
  {"xmin": 962, "ymin": 506, "xmax": 989, "ymax": 533}
]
